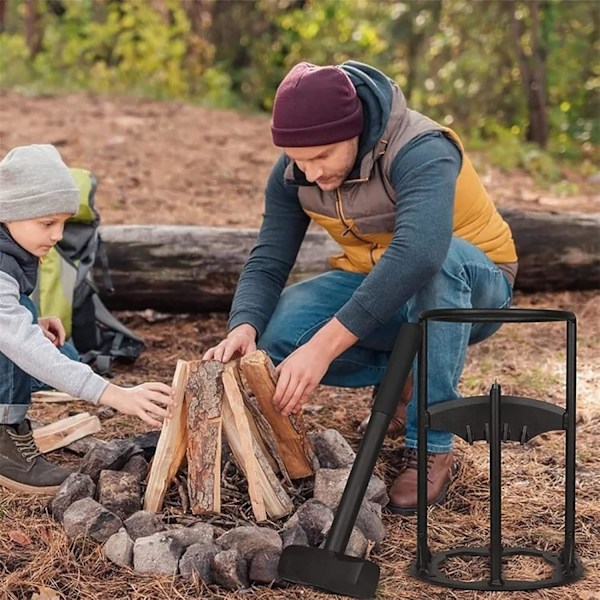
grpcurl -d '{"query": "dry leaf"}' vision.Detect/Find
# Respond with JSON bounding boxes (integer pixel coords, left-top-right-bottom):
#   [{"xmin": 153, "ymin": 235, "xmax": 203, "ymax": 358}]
[
  {"xmin": 8, "ymin": 530, "xmax": 32, "ymax": 546},
  {"xmin": 31, "ymin": 586, "xmax": 63, "ymax": 600}
]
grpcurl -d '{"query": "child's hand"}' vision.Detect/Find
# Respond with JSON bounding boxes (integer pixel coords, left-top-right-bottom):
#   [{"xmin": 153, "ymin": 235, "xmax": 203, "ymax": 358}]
[
  {"xmin": 98, "ymin": 382, "xmax": 176, "ymax": 428},
  {"xmin": 38, "ymin": 316, "xmax": 66, "ymax": 346}
]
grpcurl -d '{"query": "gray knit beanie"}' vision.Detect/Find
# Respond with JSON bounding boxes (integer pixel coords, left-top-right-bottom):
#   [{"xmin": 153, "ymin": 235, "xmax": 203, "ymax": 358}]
[{"xmin": 0, "ymin": 144, "xmax": 80, "ymax": 222}]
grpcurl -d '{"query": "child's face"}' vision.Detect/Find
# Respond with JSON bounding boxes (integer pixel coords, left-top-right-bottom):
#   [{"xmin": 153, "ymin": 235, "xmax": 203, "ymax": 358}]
[{"xmin": 3, "ymin": 213, "xmax": 71, "ymax": 257}]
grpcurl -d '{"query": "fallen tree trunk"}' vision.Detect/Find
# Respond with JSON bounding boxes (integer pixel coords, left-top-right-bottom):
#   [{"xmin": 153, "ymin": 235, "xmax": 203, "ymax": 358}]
[{"xmin": 96, "ymin": 209, "xmax": 599, "ymax": 312}]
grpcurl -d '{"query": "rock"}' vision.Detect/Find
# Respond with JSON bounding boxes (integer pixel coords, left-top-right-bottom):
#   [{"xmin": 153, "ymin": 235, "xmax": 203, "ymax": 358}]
[
  {"xmin": 121, "ymin": 454, "xmax": 149, "ymax": 480},
  {"xmin": 103, "ymin": 528, "xmax": 134, "ymax": 567},
  {"xmin": 345, "ymin": 527, "xmax": 369, "ymax": 558},
  {"xmin": 50, "ymin": 473, "xmax": 95, "ymax": 522},
  {"xmin": 313, "ymin": 467, "xmax": 388, "ymax": 508},
  {"xmin": 97, "ymin": 470, "xmax": 141, "ymax": 520},
  {"xmin": 290, "ymin": 499, "xmax": 334, "ymax": 547},
  {"xmin": 212, "ymin": 548, "xmax": 249, "ymax": 591},
  {"xmin": 133, "ymin": 532, "xmax": 183, "ymax": 575},
  {"xmin": 179, "ymin": 542, "xmax": 218, "ymax": 583},
  {"xmin": 62, "ymin": 497, "xmax": 122, "ymax": 543},
  {"xmin": 309, "ymin": 429, "xmax": 356, "ymax": 469},
  {"xmin": 216, "ymin": 526, "xmax": 281, "ymax": 561},
  {"xmin": 78, "ymin": 439, "xmax": 142, "ymax": 482},
  {"xmin": 65, "ymin": 436, "xmax": 107, "ymax": 455},
  {"xmin": 249, "ymin": 547, "xmax": 282, "ymax": 584},
  {"xmin": 353, "ymin": 501, "xmax": 386, "ymax": 549},
  {"xmin": 123, "ymin": 510, "xmax": 166, "ymax": 541},
  {"xmin": 281, "ymin": 524, "xmax": 309, "ymax": 549},
  {"xmin": 167, "ymin": 522, "xmax": 215, "ymax": 549},
  {"xmin": 128, "ymin": 431, "xmax": 160, "ymax": 461}
]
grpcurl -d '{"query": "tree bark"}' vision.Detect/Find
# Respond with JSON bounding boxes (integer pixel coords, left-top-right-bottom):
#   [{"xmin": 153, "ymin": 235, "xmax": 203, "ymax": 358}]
[
  {"xmin": 95, "ymin": 209, "xmax": 600, "ymax": 313},
  {"xmin": 186, "ymin": 361, "xmax": 223, "ymax": 515}
]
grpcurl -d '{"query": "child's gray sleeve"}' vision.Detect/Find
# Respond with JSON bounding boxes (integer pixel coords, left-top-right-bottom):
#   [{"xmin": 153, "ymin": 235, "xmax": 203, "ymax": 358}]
[{"xmin": 0, "ymin": 272, "xmax": 108, "ymax": 404}]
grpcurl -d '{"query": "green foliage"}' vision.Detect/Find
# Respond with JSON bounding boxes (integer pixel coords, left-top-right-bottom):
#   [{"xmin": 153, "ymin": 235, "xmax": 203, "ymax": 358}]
[{"xmin": 0, "ymin": 0, "xmax": 597, "ymax": 176}]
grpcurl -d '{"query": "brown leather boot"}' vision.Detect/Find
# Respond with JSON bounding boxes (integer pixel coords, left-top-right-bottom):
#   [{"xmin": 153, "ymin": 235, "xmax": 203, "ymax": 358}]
[
  {"xmin": 0, "ymin": 420, "xmax": 70, "ymax": 495},
  {"xmin": 357, "ymin": 373, "xmax": 413, "ymax": 437},
  {"xmin": 388, "ymin": 447, "xmax": 456, "ymax": 515}
]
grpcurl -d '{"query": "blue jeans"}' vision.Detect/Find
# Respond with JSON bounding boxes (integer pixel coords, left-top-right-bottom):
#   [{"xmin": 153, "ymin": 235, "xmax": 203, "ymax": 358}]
[
  {"xmin": 0, "ymin": 294, "xmax": 80, "ymax": 425},
  {"xmin": 258, "ymin": 237, "xmax": 513, "ymax": 453}
]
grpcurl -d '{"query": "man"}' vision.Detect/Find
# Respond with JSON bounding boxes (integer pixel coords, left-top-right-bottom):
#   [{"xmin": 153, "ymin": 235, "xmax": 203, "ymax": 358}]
[{"xmin": 204, "ymin": 61, "xmax": 517, "ymax": 513}]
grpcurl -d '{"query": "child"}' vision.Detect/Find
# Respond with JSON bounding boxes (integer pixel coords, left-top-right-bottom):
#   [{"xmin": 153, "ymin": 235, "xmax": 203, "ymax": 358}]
[{"xmin": 0, "ymin": 144, "xmax": 175, "ymax": 495}]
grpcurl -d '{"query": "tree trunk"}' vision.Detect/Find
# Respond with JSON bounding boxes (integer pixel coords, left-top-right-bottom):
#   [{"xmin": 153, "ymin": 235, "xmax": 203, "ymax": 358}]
[
  {"xmin": 95, "ymin": 209, "xmax": 600, "ymax": 313},
  {"xmin": 510, "ymin": 0, "xmax": 549, "ymax": 147},
  {"xmin": 0, "ymin": 0, "xmax": 8, "ymax": 32},
  {"xmin": 25, "ymin": 0, "xmax": 43, "ymax": 58}
]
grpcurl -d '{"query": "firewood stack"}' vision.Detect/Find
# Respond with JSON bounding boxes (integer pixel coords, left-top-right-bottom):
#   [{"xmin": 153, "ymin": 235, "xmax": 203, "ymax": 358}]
[{"xmin": 144, "ymin": 351, "xmax": 316, "ymax": 522}]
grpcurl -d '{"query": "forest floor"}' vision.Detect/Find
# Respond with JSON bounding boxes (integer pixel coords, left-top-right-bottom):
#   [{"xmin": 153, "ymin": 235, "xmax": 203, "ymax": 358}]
[{"xmin": 0, "ymin": 90, "xmax": 598, "ymax": 600}]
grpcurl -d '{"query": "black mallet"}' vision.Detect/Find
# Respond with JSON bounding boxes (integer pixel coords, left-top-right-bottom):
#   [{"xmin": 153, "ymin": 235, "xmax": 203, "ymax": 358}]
[{"xmin": 278, "ymin": 322, "xmax": 422, "ymax": 599}]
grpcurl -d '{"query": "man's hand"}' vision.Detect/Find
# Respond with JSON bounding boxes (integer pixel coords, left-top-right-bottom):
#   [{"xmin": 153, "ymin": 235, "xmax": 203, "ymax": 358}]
[
  {"xmin": 273, "ymin": 317, "xmax": 358, "ymax": 416},
  {"xmin": 203, "ymin": 324, "xmax": 257, "ymax": 363},
  {"xmin": 38, "ymin": 316, "xmax": 66, "ymax": 347},
  {"xmin": 273, "ymin": 341, "xmax": 331, "ymax": 416}
]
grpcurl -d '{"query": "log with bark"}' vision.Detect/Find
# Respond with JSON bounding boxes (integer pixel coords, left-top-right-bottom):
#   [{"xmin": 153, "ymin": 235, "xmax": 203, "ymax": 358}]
[
  {"xmin": 96, "ymin": 208, "xmax": 599, "ymax": 313},
  {"xmin": 143, "ymin": 358, "xmax": 297, "ymax": 519}
]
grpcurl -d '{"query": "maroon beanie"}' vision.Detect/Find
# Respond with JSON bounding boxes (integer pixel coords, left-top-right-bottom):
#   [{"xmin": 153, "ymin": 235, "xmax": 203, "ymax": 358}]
[{"xmin": 271, "ymin": 62, "xmax": 363, "ymax": 147}]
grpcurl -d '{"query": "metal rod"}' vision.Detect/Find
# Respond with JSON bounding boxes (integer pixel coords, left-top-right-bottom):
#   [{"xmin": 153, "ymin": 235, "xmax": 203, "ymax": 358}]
[
  {"xmin": 564, "ymin": 318, "xmax": 577, "ymax": 573},
  {"xmin": 416, "ymin": 318, "xmax": 430, "ymax": 571},
  {"xmin": 325, "ymin": 323, "xmax": 422, "ymax": 553},
  {"xmin": 324, "ymin": 412, "xmax": 388, "ymax": 552},
  {"xmin": 489, "ymin": 381, "xmax": 503, "ymax": 586},
  {"xmin": 420, "ymin": 308, "xmax": 575, "ymax": 324}
]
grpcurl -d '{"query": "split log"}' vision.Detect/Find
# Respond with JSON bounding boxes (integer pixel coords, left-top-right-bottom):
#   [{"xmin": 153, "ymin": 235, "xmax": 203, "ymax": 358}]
[
  {"xmin": 33, "ymin": 413, "xmax": 101, "ymax": 454},
  {"xmin": 221, "ymin": 368, "xmax": 266, "ymax": 522},
  {"xmin": 186, "ymin": 360, "xmax": 223, "ymax": 515},
  {"xmin": 96, "ymin": 210, "xmax": 600, "ymax": 313},
  {"xmin": 222, "ymin": 366, "xmax": 294, "ymax": 521},
  {"xmin": 239, "ymin": 351, "xmax": 315, "ymax": 480},
  {"xmin": 143, "ymin": 360, "xmax": 190, "ymax": 512}
]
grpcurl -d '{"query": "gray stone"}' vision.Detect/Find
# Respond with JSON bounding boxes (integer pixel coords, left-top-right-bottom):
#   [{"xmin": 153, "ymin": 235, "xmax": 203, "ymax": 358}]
[
  {"xmin": 212, "ymin": 548, "xmax": 249, "ymax": 591},
  {"xmin": 353, "ymin": 501, "xmax": 386, "ymax": 549},
  {"xmin": 166, "ymin": 522, "xmax": 215, "ymax": 548},
  {"xmin": 309, "ymin": 429, "xmax": 356, "ymax": 469},
  {"xmin": 123, "ymin": 510, "xmax": 166, "ymax": 541},
  {"xmin": 281, "ymin": 523, "xmax": 309, "ymax": 549},
  {"xmin": 249, "ymin": 547, "xmax": 282, "ymax": 584},
  {"xmin": 128, "ymin": 430, "xmax": 160, "ymax": 460},
  {"xmin": 133, "ymin": 532, "xmax": 183, "ymax": 575},
  {"xmin": 291, "ymin": 499, "xmax": 334, "ymax": 547},
  {"xmin": 121, "ymin": 454, "xmax": 149, "ymax": 480},
  {"xmin": 62, "ymin": 497, "xmax": 122, "ymax": 543},
  {"xmin": 50, "ymin": 472, "xmax": 95, "ymax": 522},
  {"xmin": 317, "ymin": 526, "xmax": 367, "ymax": 558},
  {"xmin": 65, "ymin": 436, "xmax": 107, "ymax": 455},
  {"xmin": 313, "ymin": 467, "xmax": 388, "ymax": 508},
  {"xmin": 103, "ymin": 528, "xmax": 134, "ymax": 567},
  {"xmin": 78, "ymin": 439, "xmax": 142, "ymax": 482},
  {"xmin": 179, "ymin": 542, "xmax": 218, "ymax": 583},
  {"xmin": 345, "ymin": 527, "xmax": 369, "ymax": 558},
  {"xmin": 97, "ymin": 470, "xmax": 141, "ymax": 520},
  {"xmin": 216, "ymin": 526, "xmax": 281, "ymax": 561}
]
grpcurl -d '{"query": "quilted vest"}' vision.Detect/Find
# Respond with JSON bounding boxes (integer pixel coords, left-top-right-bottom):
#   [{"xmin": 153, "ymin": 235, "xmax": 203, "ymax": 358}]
[{"xmin": 285, "ymin": 83, "xmax": 517, "ymax": 279}]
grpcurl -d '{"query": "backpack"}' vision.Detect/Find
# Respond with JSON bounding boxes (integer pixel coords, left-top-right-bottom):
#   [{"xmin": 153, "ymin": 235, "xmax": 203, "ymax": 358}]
[{"xmin": 31, "ymin": 168, "xmax": 144, "ymax": 375}]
